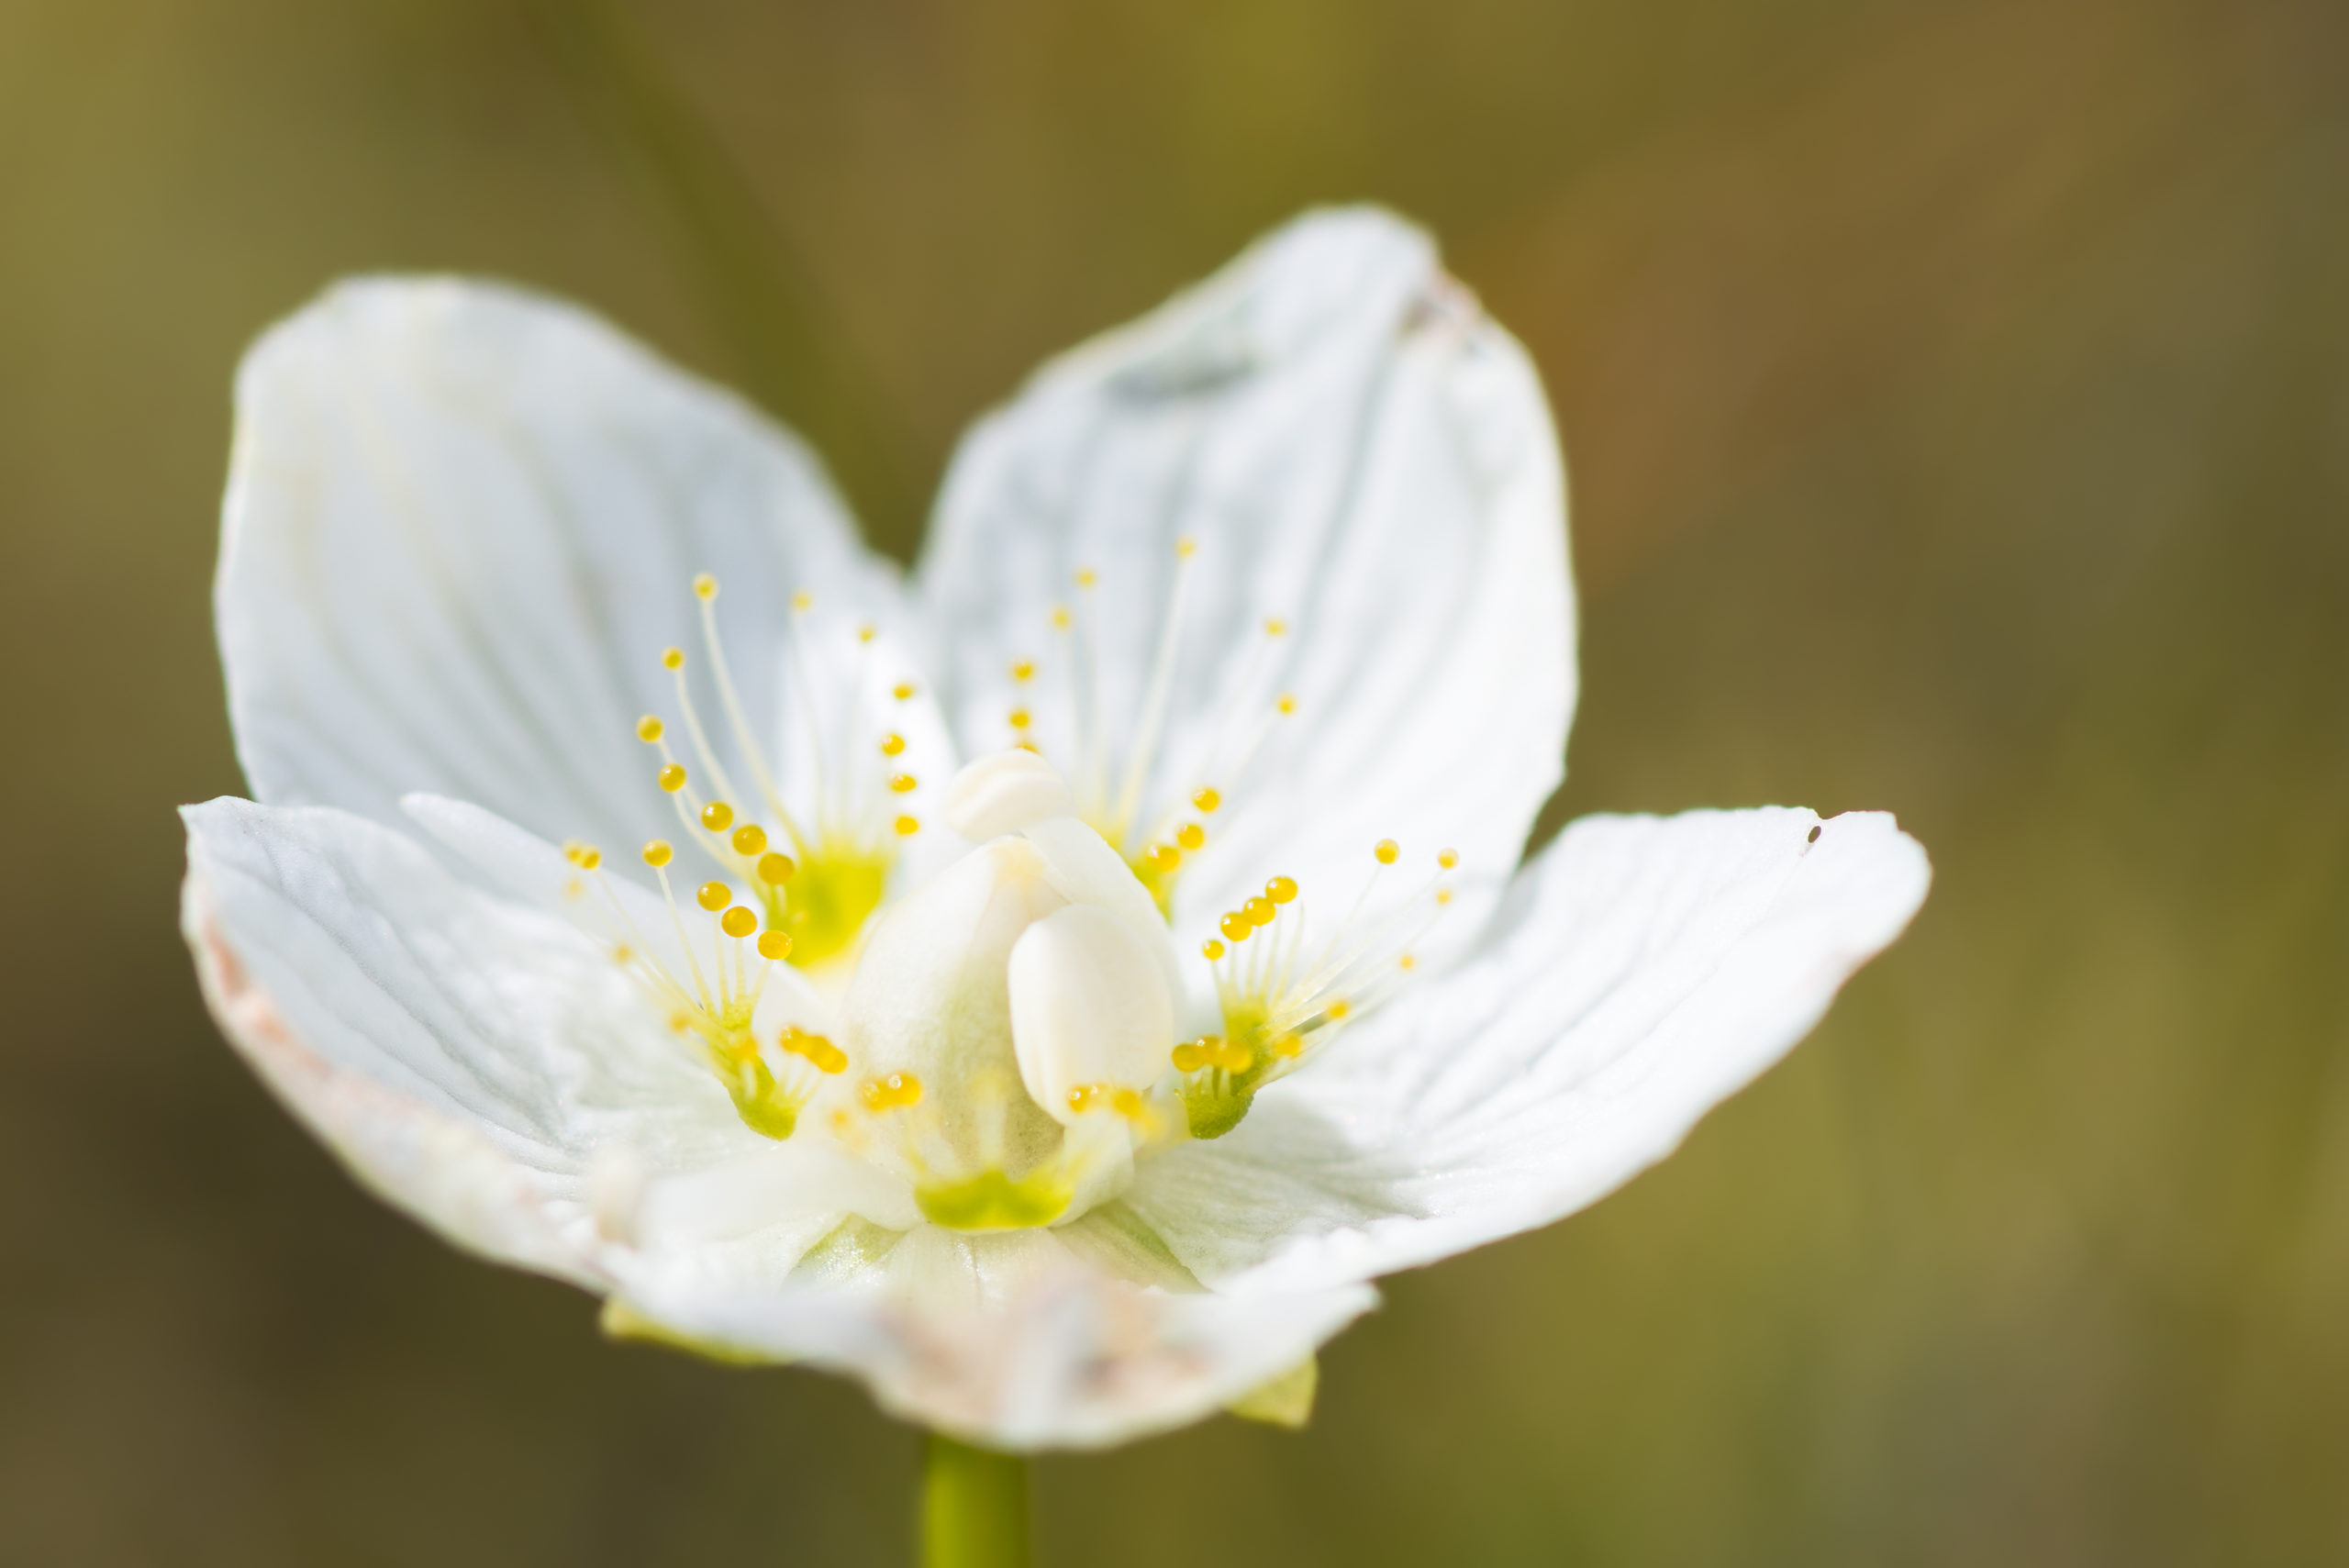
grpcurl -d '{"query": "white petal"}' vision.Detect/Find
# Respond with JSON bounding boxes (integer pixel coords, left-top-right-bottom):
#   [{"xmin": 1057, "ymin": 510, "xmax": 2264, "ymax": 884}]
[
  {"xmin": 940, "ymin": 747, "xmax": 1076, "ymax": 840},
  {"xmin": 1020, "ymin": 817, "xmax": 1190, "ymax": 1021},
  {"xmin": 180, "ymin": 796, "xmax": 783, "ymax": 1284},
  {"xmin": 1008, "ymin": 905, "xmax": 1174, "ymax": 1122},
  {"xmin": 1124, "ymin": 807, "xmax": 1931, "ymax": 1292},
  {"xmin": 919, "ymin": 206, "xmax": 1574, "ymax": 964},
  {"xmin": 219, "ymin": 277, "xmax": 950, "ymax": 862},
  {"xmin": 613, "ymin": 1221, "xmax": 1376, "ymax": 1450}
]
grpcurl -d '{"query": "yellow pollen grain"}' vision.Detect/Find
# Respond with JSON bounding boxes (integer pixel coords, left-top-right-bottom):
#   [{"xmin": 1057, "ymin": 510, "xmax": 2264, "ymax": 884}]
[
  {"xmin": 641, "ymin": 840, "xmax": 674, "ymax": 868},
  {"xmin": 783, "ymin": 1027, "xmax": 847, "ymax": 1074},
  {"xmin": 1010, "ymin": 659, "xmax": 1036, "ymax": 682},
  {"xmin": 1202, "ymin": 939, "xmax": 1226, "ymax": 961},
  {"xmin": 889, "ymin": 773, "xmax": 918, "ymax": 795},
  {"xmin": 1219, "ymin": 911, "xmax": 1252, "ymax": 942},
  {"xmin": 696, "ymin": 882, "xmax": 730, "ymax": 913},
  {"xmin": 1008, "ymin": 706, "xmax": 1031, "ymax": 729},
  {"xmin": 1375, "ymin": 839, "xmax": 1400, "ymax": 865},
  {"xmin": 756, "ymin": 930, "xmax": 794, "ymax": 962},
  {"xmin": 880, "ymin": 731, "xmax": 906, "ymax": 757},
  {"xmin": 1438, "ymin": 848, "xmax": 1460, "ymax": 870},
  {"xmin": 892, "ymin": 681, "xmax": 916, "ymax": 701},
  {"xmin": 701, "ymin": 801, "xmax": 734, "ymax": 832},
  {"xmin": 720, "ymin": 906, "xmax": 758, "ymax": 939},
  {"xmin": 1176, "ymin": 823, "xmax": 1206, "ymax": 851},
  {"xmin": 635, "ymin": 715, "xmax": 663, "ymax": 743},
  {"xmin": 1265, "ymin": 874, "xmax": 1297, "ymax": 904},
  {"xmin": 757, "ymin": 851, "xmax": 796, "ymax": 885},
  {"xmin": 731, "ymin": 824, "xmax": 767, "ymax": 857},
  {"xmin": 1277, "ymin": 693, "xmax": 1297, "ymax": 715},
  {"xmin": 1146, "ymin": 844, "xmax": 1181, "ymax": 873},
  {"xmin": 661, "ymin": 647, "xmax": 685, "ymax": 671},
  {"xmin": 693, "ymin": 573, "xmax": 718, "ymax": 600},
  {"xmin": 861, "ymin": 1072, "xmax": 921, "ymax": 1112},
  {"xmin": 1243, "ymin": 895, "xmax": 1275, "ymax": 927},
  {"xmin": 895, "ymin": 815, "xmax": 920, "ymax": 837},
  {"xmin": 659, "ymin": 762, "xmax": 687, "ymax": 793},
  {"xmin": 1326, "ymin": 998, "xmax": 1352, "ymax": 1020},
  {"xmin": 1193, "ymin": 786, "xmax": 1221, "ymax": 813}
]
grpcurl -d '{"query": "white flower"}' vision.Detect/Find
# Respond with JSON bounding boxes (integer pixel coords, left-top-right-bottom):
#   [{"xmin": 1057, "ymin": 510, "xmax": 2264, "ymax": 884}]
[{"xmin": 182, "ymin": 207, "xmax": 1930, "ymax": 1451}]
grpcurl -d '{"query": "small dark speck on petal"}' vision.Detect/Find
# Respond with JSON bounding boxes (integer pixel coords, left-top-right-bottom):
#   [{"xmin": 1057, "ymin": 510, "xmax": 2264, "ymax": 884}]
[{"xmin": 1807, "ymin": 825, "xmax": 1822, "ymax": 843}]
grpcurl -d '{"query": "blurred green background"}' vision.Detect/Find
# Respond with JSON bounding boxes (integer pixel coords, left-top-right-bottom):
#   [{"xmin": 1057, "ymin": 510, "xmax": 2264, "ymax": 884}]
[{"xmin": 4, "ymin": 0, "xmax": 2346, "ymax": 1562}]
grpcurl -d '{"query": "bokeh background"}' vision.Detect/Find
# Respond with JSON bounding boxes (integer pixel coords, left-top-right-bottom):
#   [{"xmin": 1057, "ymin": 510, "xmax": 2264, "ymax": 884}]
[{"xmin": 4, "ymin": 0, "xmax": 2346, "ymax": 1561}]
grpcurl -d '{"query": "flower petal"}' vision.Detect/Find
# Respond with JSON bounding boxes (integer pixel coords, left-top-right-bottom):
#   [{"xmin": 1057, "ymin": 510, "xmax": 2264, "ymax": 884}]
[
  {"xmin": 1123, "ymin": 807, "xmax": 1931, "ymax": 1292},
  {"xmin": 613, "ymin": 1221, "xmax": 1376, "ymax": 1450},
  {"xmin": 181, "ymin": 795, "xmax": 785, "ymax": 1284},
  {"xmin": 218, "ymin": 278, "xmax": 943, "ymax": 862},
  {"xmin": 918, "ymin": 206, "xmax": 1574, "ymax": 963}
]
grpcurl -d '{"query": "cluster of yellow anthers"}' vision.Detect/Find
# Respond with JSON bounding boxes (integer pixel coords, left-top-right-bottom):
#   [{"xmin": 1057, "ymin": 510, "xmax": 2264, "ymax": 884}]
[{"xmin": 1173, "ymin": 839, "xmax": 1461, "ymax": 1140}]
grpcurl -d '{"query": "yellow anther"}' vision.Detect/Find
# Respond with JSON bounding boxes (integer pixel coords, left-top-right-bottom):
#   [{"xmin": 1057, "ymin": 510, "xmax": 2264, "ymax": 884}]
[
  {"xmin": 1193, "ymin": 786, "xmax": 1221, "ymax": 813},
  {"xmin": 1145, "ymin": 844, "xmax": 1182, "ymax": 874},
  {"xmin": 1202, "ymin": 939, "xmax": 1226, "ymax": 961},
  {"xmin": 782, "ymin": 1027, "xmax": 846, "ymax": 1074},
  {"xmin": 1010, "ymin": 660, "xmax": 1036, "ymax": 682},
  {"xmin": 1174, "ymin": 537, "xmax": 1197, "ymax": 560},
  {"xmin": 757, "ymin": 851, "xmax": 797, "ymax": 885},
  {"xmin": 693, "ymin": 573, "xmax": 718, "ymax": 600},
  {"xmin": 1243, "ymin": 895, "xmax": 1275, "ymax": 927},
  {"xmin": 889, "ymin": 773, "xmax": 918, "ymax": 795},
  {"xmin": 635, "ymin": 715, "xmax": 664, "ymax": 743},
  {"xmin": 1015, "ymin": 740, "xmax": 1040, "ymax": 753},
  {"xmin": 1008, "ymin": 706, "xmax": 1032, "ymax": 729},
  {"xmin": 1436, "ymin": 887, "xmax": 1454, "ymax": 906},
  {"xmin": 1375, "ymin": 839, "xmax": 1399, "ymax": 865},
  {"xmin": 1066, "ymin": 1084, "xmax": 1108, "ymax": 1114},
  {"xmin": 562, "ymin": 840, "xmax": 584, "ymax": 864},
  {"xmin": 1176, "ymin": 823, "xmax": 1206, "ymax": 851},
  {"xmin": 892, "ymin": 681, "xmax": 916, "ymax": 701},
  {"xmin": 895, "ymin": 815, "xmax": 921, "ymax": 837},
  {"xmin": 1270, "ymin": 1034, "xmax": 1304, "ymax": 1059},
  {"xmin": 1264, "ymin": 617, "xmax": 1288, "ymax": 637},
  {"xmin": 612, "ymin": 944, "xmax": 633, "ymax": 964},
  {"xmin": 1325, "ymin": 998, "xmax": 1352, "ymax": 1020},
  {"xmin": 658, "ymin": 762, "xmax": 687, "ymax": 793},
  {"xmin": 731, "ymin": 824, "xmax": 767, "ymax": 857},
  {"xmin": 792, "ymin": 590, "xmax": 813, "ymax": 613},
  {"xmin": 880, "ymin": 731, "xmax": 906, "ymax": 756},
  {"xmin": 662, "ymin": 647, "xmax": 685, "ymax": 671},
  {"xmin": 1265, "ymin": 875, "xmax": 1297, "ymax": 904},
  {"xmin": 1051, "ymin": 605, "xmax": 1073, "ymax": 629},
  {"xmin": 1215, "ymin": 1040, "xmax": 1254, "ymax": 1073},
  {"xmin": 1277, "ymin": 694, "xmax": 1297, "ymax": 715},
  {"xmin": 696, "ymin": 882, "xmax": 729, "ymax": 913},
  {"xmin": 1437, "ymin": 848, "xmax": 1460, "ymax": 870},
  {"xmin": 574, "ymin": 845, "xmax": 602, "ymax": 871},
  {"xmin": 857, "ymin": 623, "xmax": 876, "ymax": 643},
  {"xmin": 757, "ymin": 930, "xmax": 794, "ymax": 962},
  {"xmin": 1074, "ymin": 567, "xmax": 1098, "ymax": 588},
  {"xmin": 720, "ymin": 906, "xmax": 758, "ymax": 939},
  {"xmin": 701, "ymin": 801, "xmax": 733, "ymax": 832},
  {"xmin": 1113, "ymin": 1088, "xmax": 1144, "ymax": 1119},
  {"xmin": 1219, "ymin": 911, "xmax": 1252, "ymax": 942},
  {"xmin": 1171, "ymin": 1042, "xmax": 1209, "ymax": 1073},
  {"xmin": 641, "ymin": 840, "xmax": 674, "ymax": 869},
  {"xmin": 1398, "ymin": 953, "xmax": 1417, "ymax": 972},
  {"xmin": 668, "ymin": 1012, "xmax": 692, "ymax": 1033},
  {"xmin": 861, "ymin": 1072, "xmax": 921, "ymax": 1112}
]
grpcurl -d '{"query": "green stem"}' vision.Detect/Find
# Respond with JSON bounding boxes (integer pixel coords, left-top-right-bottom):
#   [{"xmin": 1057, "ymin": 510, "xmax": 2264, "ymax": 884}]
[{"xmin": 921, "ymin": 1433, "xmax": 1031, "ymax": 1568}]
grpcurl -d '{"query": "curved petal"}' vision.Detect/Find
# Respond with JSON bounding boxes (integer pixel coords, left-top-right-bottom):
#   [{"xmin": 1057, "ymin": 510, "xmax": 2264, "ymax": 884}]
[
  {"xmin": 1123, "ymin": 807, "xmax": 1932, "ymax": 1293},
  {"xmin": 918, "ymin": 206, "xmax": 1574, "ymax": 973},
  {"xmin": 613, "ymin": 1220, "xmax": 1375, "ymax": 1451},
  {"xmin": 180, "ymin": 796, "xmax": 793, "ymax": 1284},
  {"xmin": 219, "ymin": 277, "xmax": 948, "ymax": 865}
]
